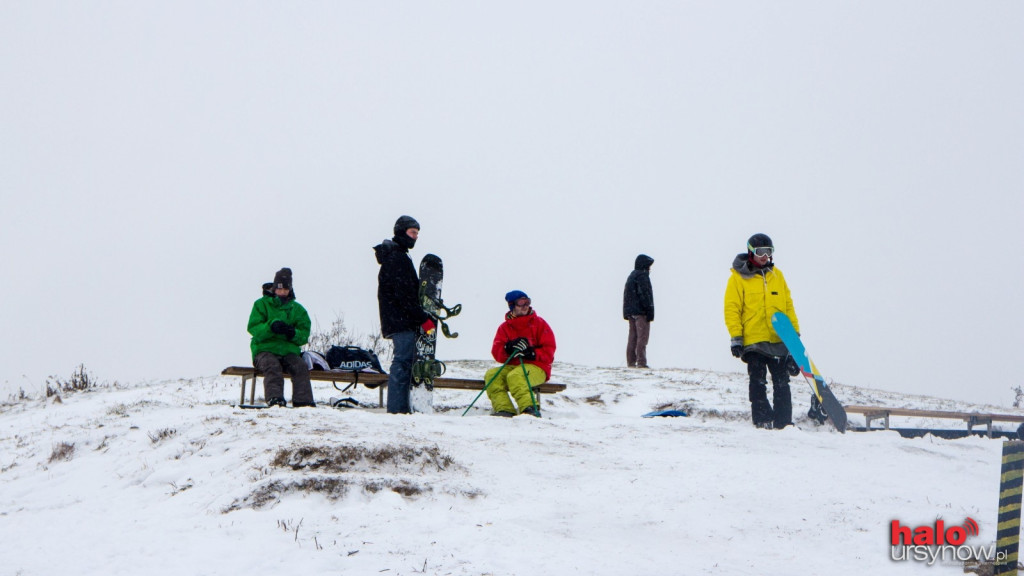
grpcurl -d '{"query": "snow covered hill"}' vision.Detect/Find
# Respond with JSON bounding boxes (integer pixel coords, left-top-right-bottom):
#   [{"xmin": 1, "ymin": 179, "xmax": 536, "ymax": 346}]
[{"xmin": 1, "ymin": 362, "xmax": 1019, "ymax": 575}]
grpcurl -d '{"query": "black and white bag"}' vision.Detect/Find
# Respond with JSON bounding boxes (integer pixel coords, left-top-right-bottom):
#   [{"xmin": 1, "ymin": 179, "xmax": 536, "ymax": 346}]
[{"xmin": 325, "ymin": 345, "xmax": 386, "ymax": 374}]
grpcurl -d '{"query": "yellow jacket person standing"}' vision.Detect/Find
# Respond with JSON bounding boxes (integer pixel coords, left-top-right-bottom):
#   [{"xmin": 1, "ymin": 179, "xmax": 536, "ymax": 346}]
[{"xmin": 724, "ymin": 233, "xmax": 801, "ymax": 429}]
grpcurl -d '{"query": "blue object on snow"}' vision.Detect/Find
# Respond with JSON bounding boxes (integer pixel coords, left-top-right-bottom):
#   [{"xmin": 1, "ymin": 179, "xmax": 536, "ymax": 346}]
[{"xmin": 642, "ymin": 409, "xmax": 688, "ymax": 418}]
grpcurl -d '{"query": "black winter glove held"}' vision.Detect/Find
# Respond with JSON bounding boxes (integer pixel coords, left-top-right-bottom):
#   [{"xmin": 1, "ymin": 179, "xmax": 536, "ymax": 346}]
[
  {"xmin": 522, "ymin": 347, "xmax": 537, "ymax": 361},
  {"xmin": 786, "ymin": 356, "xmax": 801, "ymax": 376},
  {"xmin": 271, "ymin": 321, "xmax": 295, "ymax": 340},
  {"xmin": 504, "ymin": 337, "xmax": 530, "ymax": 355}
]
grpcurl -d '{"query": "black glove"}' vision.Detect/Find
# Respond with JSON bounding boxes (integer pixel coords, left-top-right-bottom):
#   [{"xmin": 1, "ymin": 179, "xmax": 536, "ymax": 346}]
[
  {"xmin": 730, "ymin": 337, "xmax": 743, "ymax": 358},
  {"xmin": 522, "ymin": 347, "xmax": 537, "ymax": 361},
  {"xmin": 504, "ymin": 337, "xmax": 530, "ymax": 355},
  {"xmin": 271, "ymin": 321, "xmax": 295, "ymax": 340},
  {"xmin": 786, "ymin": 356, "xmax": 801, "ymax": 376}
]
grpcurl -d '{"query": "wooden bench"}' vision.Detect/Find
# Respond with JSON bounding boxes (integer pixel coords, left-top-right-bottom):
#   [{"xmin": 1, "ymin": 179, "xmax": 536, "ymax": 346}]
[
  {"xmin": 222, "ymin": 366, "xmax": 567, "ymax": 408},
  {"xmin": 846, "ymin": 404, "xmax": 1024, "ymax": 437}
]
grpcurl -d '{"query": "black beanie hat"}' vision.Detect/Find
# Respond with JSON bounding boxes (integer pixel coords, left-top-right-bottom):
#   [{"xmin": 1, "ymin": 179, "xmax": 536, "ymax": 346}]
[
  {"xmin": 273, "ymin": 267, "xmax": 293, "ymax": 290},
  {"xmin": 394, "ymin": 215, "xmax": 421, "ymax": 236}
]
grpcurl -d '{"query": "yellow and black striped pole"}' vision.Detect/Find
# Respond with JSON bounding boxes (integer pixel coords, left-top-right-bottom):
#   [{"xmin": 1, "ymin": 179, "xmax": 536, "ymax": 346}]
[{"xmin": 996, "ymin": 440, "xmax": 1024, "ymax": 575}]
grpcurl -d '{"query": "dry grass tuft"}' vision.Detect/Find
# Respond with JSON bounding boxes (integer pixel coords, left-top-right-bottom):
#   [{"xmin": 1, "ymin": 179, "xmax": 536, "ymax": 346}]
[
  {"xmin": 270, "ymin": 444, "xmax": 456, "ymax": 473},
  {"xmin": 148, "ymin": 428, "xmax": 177, "ymax": 444},
  {"xmin": 48, "ymin": 441, "xmax": 75, "ymax": 463},
  {"xmin": 222, "ymin": 442, "xmax": 473, "ymax": 513}
]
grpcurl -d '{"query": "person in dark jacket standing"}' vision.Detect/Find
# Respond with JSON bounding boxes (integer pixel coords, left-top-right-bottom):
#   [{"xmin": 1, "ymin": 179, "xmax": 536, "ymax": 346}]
[
  {"xmin": 247, "ymin": 268, "xmax": 315, "ymax": 407},
  {"xmin": 623, "ymin": 254, "xmax": 655, "ymax": 368},
  {"xmin": 374, "ymin": 215, "xmax": 435, "ymax": 414}
]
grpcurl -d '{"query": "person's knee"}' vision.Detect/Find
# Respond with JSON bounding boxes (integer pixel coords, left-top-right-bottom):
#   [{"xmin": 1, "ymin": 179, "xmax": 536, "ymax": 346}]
[
  {"xmin": 391, "ymin": 350, "xmax": 413, "ymax": 369},
  {"xmin": 285, "ymin": 355, "xmax": 308, "ymax": 372},
  {"xmin": 509, "ymin": 367, "xmax": 545, "ymax": 391},
  {"xmin": 255, "ymin": 353, "xmax": 280, "ymax": 370}
]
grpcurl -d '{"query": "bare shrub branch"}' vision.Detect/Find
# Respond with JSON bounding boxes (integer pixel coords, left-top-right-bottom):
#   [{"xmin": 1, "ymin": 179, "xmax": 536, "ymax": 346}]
[
  {"xmin": 46, "ymin": 364, "xmax": 99, "ymax": 397},
  {"xmin": 305, "ymin": 315, "xmax": 391, "ymax": 366}
]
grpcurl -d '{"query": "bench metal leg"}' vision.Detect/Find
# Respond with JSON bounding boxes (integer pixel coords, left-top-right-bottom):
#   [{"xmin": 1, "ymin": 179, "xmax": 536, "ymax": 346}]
[
  {"xmin": 968, "ymin": 416, "xmax": 994, "ymax": 437},
  {"xmin": 865, "ymin": 411, "xmax": 890, "ymax": 430},
  {"xmin": 237, "ymin": 374, "xmax": 259, "ymax": 406}
]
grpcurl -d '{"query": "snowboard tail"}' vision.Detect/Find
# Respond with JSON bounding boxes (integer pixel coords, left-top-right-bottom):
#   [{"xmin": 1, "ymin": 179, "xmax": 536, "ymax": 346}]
[{"xmin": 770, "ymin": 312, "xmax": 848, "ymax": 432}]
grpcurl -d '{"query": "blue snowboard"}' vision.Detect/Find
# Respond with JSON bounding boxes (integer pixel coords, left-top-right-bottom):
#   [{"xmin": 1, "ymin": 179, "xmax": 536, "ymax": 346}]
[
  {"xmin": 642, "ymin": 409, "xmax": 688, "ymax": 418},
  {"xmin": 771, "ymin": 312, "xmax": 847, "ymax": 432}
]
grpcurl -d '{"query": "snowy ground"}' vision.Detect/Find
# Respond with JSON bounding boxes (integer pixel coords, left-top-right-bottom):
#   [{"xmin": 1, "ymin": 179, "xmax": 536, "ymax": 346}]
[{"xmin": 1, "ymin": 362, "xmax": 1019, "ymax": 575}]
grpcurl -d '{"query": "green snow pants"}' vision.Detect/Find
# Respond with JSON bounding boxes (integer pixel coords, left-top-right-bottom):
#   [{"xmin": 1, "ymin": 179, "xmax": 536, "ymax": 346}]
[{"xmin": 483, "ymin": 363, "xmax": 547, "ymax": 414}]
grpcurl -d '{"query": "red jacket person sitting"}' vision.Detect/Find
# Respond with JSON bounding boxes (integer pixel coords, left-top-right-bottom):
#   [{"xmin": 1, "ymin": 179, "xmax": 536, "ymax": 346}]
[{"xmin": 485, "ymin": 290, "xmax": 557, "ymax": 417}]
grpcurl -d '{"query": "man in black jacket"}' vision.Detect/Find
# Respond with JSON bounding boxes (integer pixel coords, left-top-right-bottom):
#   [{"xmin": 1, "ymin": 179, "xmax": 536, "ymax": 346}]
[
  {"xmin": 623, "ymin": 254, "xmax": 655, "ymax": 368},
  {"xmin": 374, "ymin": 215, "xmax": 434, "ymax": 413}
]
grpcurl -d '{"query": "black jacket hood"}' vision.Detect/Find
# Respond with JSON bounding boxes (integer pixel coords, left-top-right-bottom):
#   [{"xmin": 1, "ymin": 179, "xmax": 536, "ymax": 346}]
[
  {"xmin": 634, "ymin": 254, "xmax": 654, "ymax": 271},
  {"xmin": 374, "ymin": 238, "xmax": 406, "ymax": 265}
]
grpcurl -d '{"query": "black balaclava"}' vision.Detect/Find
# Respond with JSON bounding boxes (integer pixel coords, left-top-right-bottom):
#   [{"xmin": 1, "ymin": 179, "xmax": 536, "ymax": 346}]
[{"xmin": 392, "ymin": 215, "xmax": 420, "ymax": 250}]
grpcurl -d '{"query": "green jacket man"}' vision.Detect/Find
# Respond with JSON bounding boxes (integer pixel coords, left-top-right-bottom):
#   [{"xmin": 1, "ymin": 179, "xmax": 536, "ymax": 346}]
[{"xmin": 247, "ymin": 268, "xmax": 315, "ymax": 407}]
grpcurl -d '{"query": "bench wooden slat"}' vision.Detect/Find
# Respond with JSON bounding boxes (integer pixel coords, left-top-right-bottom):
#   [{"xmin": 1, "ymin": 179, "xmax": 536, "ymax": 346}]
[
  {"xmin": 223, "ymin": 366, "xmax": 387, "ymax": 385},
  {"xmin": 845, "ymin": 405, "xmax": 1024, "ymax": 423},
  {"xmin": 222, "ymin": 365, "xmax": 566, "ymax": 407},
  {"xmin": 845, "ymin": 404, "xmax": 1024, "ymax": 437}
]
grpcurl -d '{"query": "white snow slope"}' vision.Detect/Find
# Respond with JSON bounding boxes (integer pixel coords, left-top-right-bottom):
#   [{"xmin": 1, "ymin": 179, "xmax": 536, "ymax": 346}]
[{"xmin": 1, "ymin": 362, "xmax": 1019, "ymax": 576}]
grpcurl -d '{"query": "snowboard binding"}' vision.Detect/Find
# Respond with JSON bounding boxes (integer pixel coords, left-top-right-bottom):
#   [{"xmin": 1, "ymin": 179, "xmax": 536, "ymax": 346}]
[
  {"xmin": 808, "ymin": 394, "xmax": 828, "ymax": 425},
  {"xmin": 412, "ymin": 357, "xmax": 446, "ymax": 391}
]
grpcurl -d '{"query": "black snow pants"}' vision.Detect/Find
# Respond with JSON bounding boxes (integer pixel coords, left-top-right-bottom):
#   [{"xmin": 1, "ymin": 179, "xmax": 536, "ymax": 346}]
[
  {"xmin": 746, "ymin": 353, "xmax": 792, "ymax": 429},
  {"xmin": 254, "ymin": 352, "xmax": 315, "ymax": 406}
]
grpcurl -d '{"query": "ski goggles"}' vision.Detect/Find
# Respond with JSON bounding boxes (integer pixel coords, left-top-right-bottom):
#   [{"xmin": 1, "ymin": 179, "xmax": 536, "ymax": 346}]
[
  {"xmin": 513, "ymin": 297, "xmax": 531, "ymax": 308},
  {"xmin": 748, "ymin": 245, "xmax": 774, "ymax": 257}
]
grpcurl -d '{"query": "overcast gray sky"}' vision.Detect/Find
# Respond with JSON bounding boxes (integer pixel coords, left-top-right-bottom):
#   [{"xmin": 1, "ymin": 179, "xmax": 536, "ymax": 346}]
[{"xmin": 2, "ymin": 2, "xmax": 1021, "ymax": 405}]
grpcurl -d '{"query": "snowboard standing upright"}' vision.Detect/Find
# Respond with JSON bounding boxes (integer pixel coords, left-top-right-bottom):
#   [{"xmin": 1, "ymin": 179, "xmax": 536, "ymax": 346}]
[
  {"xmin": 771, "ymin": 311, "xmax": 848, "ymax": 432},
  {"xmin": 409, "ymin": 254, "xmax": 461, "ymax": 413}
]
